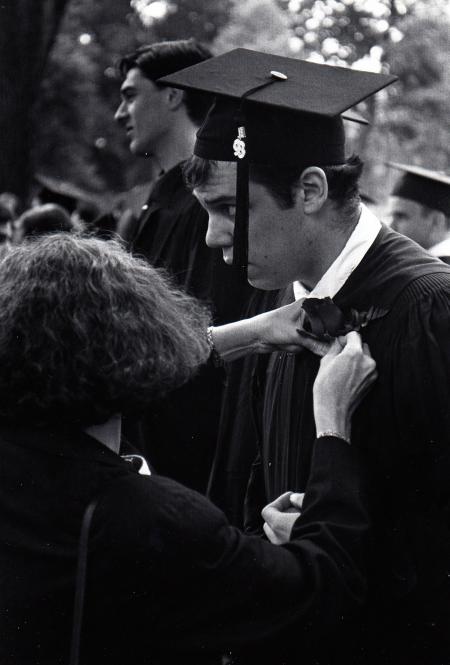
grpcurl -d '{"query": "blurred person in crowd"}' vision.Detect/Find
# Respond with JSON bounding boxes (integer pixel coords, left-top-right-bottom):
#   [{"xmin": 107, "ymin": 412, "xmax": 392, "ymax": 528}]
[
  {"xmin": 0, "ymin": 192, "xmax": 21, "ymax": 220},
  {"xmin": 32, "ymin": 176, "xmax": 78, "ymax": 215},
  {"xmin": 14, "ymin": 203, "xmax": 81, "ymax": 242},
  {"xmin": 72, "ymin": 199, "xmax": 101, "ymax": 227},
  {"xmin": 387, "ymin": 163, "xmax": 450, "ymax": 263},
  {"xmin": 165, "ymin": 49, "xmax": 450, "ymax": 664},
  {"xmin": 114, "ymin": 39, "xmax": 252, "ymax": 493},
  {"xmin": 0, "ymin": 201, "xmax": 13, "ymax": 250},
  {"xmin": 0, "ymin": 233, "xmax": 377, "ymax": 665}
]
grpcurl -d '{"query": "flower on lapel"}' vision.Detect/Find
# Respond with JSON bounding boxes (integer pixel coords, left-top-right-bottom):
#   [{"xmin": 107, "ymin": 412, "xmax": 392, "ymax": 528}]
[{"xmin": 300, "ymin": 297, "xmax": 389, "ymax": 341}]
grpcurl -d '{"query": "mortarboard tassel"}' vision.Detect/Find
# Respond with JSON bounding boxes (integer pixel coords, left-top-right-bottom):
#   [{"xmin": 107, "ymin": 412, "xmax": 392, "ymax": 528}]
[
  {"xmin": 232, "ymin": 71, "xmax": 288, "ymax": 271},
  {"xmin": 233, "ymin": 155, "xmax": 249, "ymax": 271}
]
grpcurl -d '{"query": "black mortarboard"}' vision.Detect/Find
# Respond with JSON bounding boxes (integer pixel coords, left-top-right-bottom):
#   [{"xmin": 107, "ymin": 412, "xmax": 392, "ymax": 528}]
[
  {"xmin": 159, "ymin": 48, "xmax": 397, "ymax": 269},
  {"xmin": 388, "ymin": 163, "xmax": 450, "ymax": 215}
]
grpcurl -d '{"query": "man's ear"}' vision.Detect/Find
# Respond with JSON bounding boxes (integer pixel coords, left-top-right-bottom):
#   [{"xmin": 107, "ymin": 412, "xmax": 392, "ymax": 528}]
[
  {"xmin": 165, "ymin": 86, "xmax": 185, "ymax": 111},
  {"xmin": 297, "ymin": 167, "xmax": 328, "ymax": 214}
]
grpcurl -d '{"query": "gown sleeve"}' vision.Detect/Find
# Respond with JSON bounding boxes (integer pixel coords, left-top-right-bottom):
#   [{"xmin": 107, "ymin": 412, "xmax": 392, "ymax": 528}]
[
  {"xmin": 389, "ymin": 275, "xmax": 450, "ymax": 447},
  {"xmin": 95, "ymin": 435, "xmax": 369, "ymax": 658},
  {"xmin": 354, "ymin": 273, "xmax": 450, "ymax": 654},
  {"xmin": 388, "ymin": 278, "xmax": 450, "ymax": 618}
]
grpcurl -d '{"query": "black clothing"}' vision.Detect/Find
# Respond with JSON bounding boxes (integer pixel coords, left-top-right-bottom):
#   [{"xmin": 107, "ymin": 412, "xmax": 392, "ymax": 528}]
[
  {"xmin": 124, "ymin": 163, "xmax": 251, "ymax": 492},
  {"xmin": 248, "ymin": 226, "xmax": 450, "ymax": 664},
  {"xmin": 0, "ymin": 424, "xmax": 368, "ymax": 665},
  {"xmin": 207, "ymin": 288, "xmax": 281, "ymax": 527}
]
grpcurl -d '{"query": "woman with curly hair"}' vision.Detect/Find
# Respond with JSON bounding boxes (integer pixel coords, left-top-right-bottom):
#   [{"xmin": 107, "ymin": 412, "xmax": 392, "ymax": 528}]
[{"xmin": 0, "ymin": 234, "xmax": 376, "ymax": 665}]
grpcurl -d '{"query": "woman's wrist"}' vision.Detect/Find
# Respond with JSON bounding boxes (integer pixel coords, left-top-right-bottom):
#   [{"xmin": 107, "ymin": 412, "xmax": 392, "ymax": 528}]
[
  {"xmin": 207, "ymin": 319, "xmax": 261, "ymax": 363},
  {"xmin": 314, "ymin": 408, "xmax": 351, "ymax": 444},
  {"xmin": 206, "ymin": 326, "xmax": 224, "ymax": 366},
  {"xmin": 316, "ymin": 429, "xmax": 351, "ymax": 445}
]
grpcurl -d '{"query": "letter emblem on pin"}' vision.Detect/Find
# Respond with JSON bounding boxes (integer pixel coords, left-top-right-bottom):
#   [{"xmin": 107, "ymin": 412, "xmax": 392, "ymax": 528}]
[{"xmin": 233, "ymin": 126, "xmax": 246, "ymax": 159}]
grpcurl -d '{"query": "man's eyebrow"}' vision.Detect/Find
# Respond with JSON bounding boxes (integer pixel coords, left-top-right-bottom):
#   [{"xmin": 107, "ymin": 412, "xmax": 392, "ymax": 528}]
[{"xmin": 120, "ymin": 84, "xmax": 136, "ymax": 96}]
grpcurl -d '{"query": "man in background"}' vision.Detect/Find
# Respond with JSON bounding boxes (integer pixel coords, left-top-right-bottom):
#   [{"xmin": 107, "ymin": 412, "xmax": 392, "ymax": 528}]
[
  {"xmin": 387, "ymin": 162, "xmax": 450, "ymax": 263},
  {"xmin": 115, "ymin": 39, "xmax": 250, "ymax": 492}
]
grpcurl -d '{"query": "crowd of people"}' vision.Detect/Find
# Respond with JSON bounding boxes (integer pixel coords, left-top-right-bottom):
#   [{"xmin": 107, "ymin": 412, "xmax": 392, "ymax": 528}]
[{"xmin": 0, "ymin": 38, "xmax": 449, "ymax": 665}]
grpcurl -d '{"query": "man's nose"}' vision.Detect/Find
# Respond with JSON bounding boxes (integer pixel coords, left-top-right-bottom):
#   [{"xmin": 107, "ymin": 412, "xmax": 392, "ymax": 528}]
[
  {"xmin": 114, "ymin": 101, "xmax": 127, "ymax": 124},
  {"xmin": 205, "ymin": 215, "xmax": 233, "ymax": 249}
]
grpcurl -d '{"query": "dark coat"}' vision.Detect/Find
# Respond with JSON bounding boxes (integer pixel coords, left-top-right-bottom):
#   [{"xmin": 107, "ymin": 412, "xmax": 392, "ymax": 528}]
[
  {"xmin": 0, "ymin": 424, "xmax": 369, "ymax": 665},
  {"xmin": 247, "ymin": 226, "xmax": 450, "ymax": 664}
]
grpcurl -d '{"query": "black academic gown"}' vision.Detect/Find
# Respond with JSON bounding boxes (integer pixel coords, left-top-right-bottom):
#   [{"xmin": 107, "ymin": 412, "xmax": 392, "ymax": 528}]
[
  {"xmin": 123, "ymin": 163, "xmax": 252, "ymax": 493},
  {"xmin": 247, "ymin": 225, "xmax": 450, "ymax": 664},
  {"xmin": 0, "ymin": 424, "xmax": 369, "ymax": 665},
  {"xmin": 207, "ymin": 287, "xmax": 281, "ymax": 528}
]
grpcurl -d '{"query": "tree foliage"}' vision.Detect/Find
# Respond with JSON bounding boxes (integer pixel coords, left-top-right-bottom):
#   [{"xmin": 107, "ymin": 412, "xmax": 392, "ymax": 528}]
[
  {"xmin": 34, "ymin": 0, "xmax": 233, "ymax": 198},
  {"xmin": 0, "ymin": 0, "xmax": 70, "ymax": 198},
  {"xmin": 213, "ymin": 0, "xmax": 292, "ymax": 56},
  {"xmin": 147, "ymin": 0, "xmax": 232, "ymax": 43},
  {"xmin": 3, "ymin": 0, "xmax": 447, "ymax": 203}
]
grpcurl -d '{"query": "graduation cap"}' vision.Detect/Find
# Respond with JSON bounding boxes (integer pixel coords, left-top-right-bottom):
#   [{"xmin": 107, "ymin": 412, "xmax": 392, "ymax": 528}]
[
  {"xmin": 159, "ymin": 48, "xmax": 397, "ymax": 270},
  {"xmin": 388, "ymin": 162, "xmax": 450, "ymax": 215}
]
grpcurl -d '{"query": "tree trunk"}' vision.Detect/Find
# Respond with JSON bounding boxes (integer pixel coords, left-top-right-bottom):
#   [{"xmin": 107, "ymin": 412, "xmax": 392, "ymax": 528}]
[{"xmin": 0, "ymin": 0, "xmax": 70, "ymax": 201}]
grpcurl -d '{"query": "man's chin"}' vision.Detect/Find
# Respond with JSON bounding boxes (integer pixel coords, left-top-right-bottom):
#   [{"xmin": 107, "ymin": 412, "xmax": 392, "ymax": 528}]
[
  {"xmin": 129, "ymin": 141, "xmax": 148, "ymax": 157},
  {"xmin": 247, "ymin": 267, "xmax": 278, "ymax": 291}
]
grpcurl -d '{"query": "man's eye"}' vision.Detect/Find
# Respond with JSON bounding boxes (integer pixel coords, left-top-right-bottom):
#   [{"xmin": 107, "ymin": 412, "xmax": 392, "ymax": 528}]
[{"xmin": 226, "ymin": 205, "xmax": 236, "ymax": 218}]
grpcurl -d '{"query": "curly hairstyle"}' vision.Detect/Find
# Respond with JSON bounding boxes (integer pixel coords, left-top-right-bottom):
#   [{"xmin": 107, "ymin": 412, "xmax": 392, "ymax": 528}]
[{"xmin": 0, "ymin": 234, "xmax": 211, "ymax": 427}]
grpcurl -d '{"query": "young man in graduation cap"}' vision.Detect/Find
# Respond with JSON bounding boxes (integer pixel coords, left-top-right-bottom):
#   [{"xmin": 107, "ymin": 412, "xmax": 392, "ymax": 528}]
[
  {"xmin": 387, "ymin": 162, "xmax": 450, "ymax": 263},
  {"xmin": 159, "ymin": 49, "xmax": 450, "ymax": 665}
]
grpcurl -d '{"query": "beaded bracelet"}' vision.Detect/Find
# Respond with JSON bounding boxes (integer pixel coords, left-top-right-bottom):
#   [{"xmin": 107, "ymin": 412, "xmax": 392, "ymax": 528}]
[{"xmin": 206, "ymin": 326, "xmax": 224, "ymax": 367}]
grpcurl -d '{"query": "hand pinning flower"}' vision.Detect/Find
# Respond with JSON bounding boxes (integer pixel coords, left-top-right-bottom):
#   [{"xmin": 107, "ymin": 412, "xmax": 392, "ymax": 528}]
[{"xmin": 299, "ymin": 297, "xmax": 389, "ymax": 342}]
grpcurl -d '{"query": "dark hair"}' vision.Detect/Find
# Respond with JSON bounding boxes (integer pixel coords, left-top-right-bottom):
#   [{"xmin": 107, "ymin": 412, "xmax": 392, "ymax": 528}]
[
  {"xmin": 0, "ymin": 234, "xmax": 211, "ymax": 427},
  {"xmin": 184, "ymin": 155, "xmax": 364, "ymax": 225},
  {"xmin": 17, "ymin": 204, "xmax": 77, "ymax": 239},
  {"xmin": 75, "ymin": 200, "xmax": 101, "ymax": 225},
  {"xmin": 119, "ymin": 39, "xmax": 212, "ymax": 126}
]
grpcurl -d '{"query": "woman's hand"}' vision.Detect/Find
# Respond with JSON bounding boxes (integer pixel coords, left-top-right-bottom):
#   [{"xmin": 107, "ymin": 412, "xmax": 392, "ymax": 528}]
[
  {"xmin": 313, "ymin": 331, "xmax": 377, "ymax": 443},
  {"xmin": 261, "ymin": 491, "xmax": 305, "ymax": 545},
  {"xmin": 253, "ymin": 300, "xmax": 331, "ymax": 357},
  {"xmin": 210, "ymin": 300, "xmax": 331, "ymax": 363}
]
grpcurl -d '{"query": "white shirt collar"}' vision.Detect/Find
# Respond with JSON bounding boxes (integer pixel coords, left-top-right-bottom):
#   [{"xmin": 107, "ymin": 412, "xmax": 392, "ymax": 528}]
[
  {"xmin": 293, "ymin": 204, "xmax": 381, "ymax": 301},
  {"xmin": 429, "ymin": 234, "xmax": 450, "ymax": 258}
]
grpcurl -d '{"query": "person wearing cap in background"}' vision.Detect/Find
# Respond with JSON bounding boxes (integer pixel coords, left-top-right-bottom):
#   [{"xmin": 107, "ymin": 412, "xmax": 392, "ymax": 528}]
[
  {"xmin": 14, "ymin": 203, "xmax": 81, "ymax": 242},
  {"xmin": 0, "ymin": 201, "xmax": 13, "ymax": 254},
  {"xmin": 114, "ymin": 39, "xmax": 252, "ymax": 494},
  {"xmin": 160, "ymin": 49, "xmax": 450, "ymax": 664},
  {"xmin": 387, "ymin": 162, "xmax": 450, "ymax": 264}
]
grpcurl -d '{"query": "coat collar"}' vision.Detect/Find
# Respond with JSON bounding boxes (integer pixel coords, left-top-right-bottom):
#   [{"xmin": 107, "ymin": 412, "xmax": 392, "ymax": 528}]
[
  {"xmin": 0, "ymin": 422, "xmax": 125, "ymax": 468},
  {"xmin": 293, "ymin": 203, "xmax": 382, "ymax": 301}
]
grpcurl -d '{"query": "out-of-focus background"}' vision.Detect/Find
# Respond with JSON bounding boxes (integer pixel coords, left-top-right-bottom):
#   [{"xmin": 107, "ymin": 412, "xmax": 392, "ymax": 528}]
[{"xmin": 0, "ymin": 0, "xmax": 448, "ymax": 218}]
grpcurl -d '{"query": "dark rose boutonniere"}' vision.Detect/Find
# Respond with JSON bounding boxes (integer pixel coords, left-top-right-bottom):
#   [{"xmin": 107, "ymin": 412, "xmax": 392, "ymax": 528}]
[{"xmin": 300, "ymin": 297, "xmax": 389, "ymax": 341}]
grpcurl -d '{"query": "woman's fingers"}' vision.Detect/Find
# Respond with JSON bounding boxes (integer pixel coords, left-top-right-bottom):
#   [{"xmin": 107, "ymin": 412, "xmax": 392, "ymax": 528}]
[
  {"xmin": 295, "ymin": 330, "xmax": 331, "ymax": 357},
  {"xmin": 289, "ymin": 492, "xmax": 304, "ymax": 510},
  {"xmin": 344, "ymin": 330, "xmax": 363, "ymax": 351}
]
